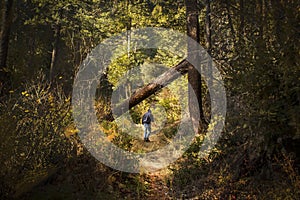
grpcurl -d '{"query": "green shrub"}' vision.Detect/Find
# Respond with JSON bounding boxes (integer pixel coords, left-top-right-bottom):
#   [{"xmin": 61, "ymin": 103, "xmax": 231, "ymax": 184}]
[{"xmin": 0, "ymin": 73, "xmax": 74, "ymax": 197}]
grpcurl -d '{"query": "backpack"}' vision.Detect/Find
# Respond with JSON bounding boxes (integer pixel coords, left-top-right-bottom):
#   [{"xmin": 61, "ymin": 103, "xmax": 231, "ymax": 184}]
[{"xmin": 142, "ymin": 113, "xmax": 151, "ymax": 124}]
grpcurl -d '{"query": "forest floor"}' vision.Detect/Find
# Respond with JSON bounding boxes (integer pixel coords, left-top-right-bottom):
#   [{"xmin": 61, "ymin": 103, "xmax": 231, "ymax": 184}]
[
  {"xmin": 15, "ymin": 124, "xmax": 300, "ymax": 200},
  {"xmin": 15, "ymin": 149, "xmax": 300, "ymax": 200}
]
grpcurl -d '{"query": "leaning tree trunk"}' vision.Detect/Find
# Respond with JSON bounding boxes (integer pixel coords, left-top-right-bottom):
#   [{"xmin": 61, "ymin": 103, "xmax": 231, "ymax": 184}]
[
  {"xmin": 0, "ymin": 0, "xmax": 14, "ymax": 95},
  {"xmin": 111, "ymin": 59, "xmax": 190, "ymax": 118}
]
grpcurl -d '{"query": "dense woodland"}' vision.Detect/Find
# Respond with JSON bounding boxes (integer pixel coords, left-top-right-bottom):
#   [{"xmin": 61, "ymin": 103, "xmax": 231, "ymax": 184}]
[{"xmin": 0, "ymin": 0, "xmax": 299, "ymax": 199}]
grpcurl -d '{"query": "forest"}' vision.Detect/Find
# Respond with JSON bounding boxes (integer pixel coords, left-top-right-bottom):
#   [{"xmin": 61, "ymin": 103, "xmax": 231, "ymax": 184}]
[{"xmin": 0, "ymin": 0, "xmax": 299, "ymax": 199}]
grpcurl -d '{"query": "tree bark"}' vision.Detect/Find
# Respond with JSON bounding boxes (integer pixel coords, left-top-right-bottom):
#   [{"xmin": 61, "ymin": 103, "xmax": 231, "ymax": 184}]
[
  {"xmin": 205, "ymin": 0, "xmax": 213, "ymax": 122},
  {"xmin": 0, "ymin": 0, "xmax": 14, "ymax": 95},
  {"xmin": 185, "ymin": 0, "xmax": 205, "ymax": 132}
]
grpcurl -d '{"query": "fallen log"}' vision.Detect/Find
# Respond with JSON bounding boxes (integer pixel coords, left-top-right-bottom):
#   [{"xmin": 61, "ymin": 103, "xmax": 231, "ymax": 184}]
[{"xmin": 111, "ymin": 59, "xmax": 190, "ymax": 118}]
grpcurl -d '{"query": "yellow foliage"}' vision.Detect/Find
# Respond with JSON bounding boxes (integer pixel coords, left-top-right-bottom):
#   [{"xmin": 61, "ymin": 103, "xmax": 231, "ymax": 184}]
[
  {"xmin": 64, "ymin": 125, "xmax": 79, "ymax": 138},
  {"xmin": 107, "ymin": 134, "xmax": 116, "ymax": 142}
]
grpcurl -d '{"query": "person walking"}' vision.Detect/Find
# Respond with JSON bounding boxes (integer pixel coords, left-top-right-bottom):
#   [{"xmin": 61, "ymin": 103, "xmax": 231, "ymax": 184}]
[{"xmin": 142, "ymin": 109, "xmax": 154, "ymax": 142}]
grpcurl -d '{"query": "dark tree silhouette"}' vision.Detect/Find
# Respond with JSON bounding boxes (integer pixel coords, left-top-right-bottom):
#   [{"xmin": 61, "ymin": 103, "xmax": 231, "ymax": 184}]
[
  {"xmin": 0, "ymin": 0, "xmax": 14, "ymax": 95},
  {"xmin": 185, "ymin": 0, "xmax": 206, "ymax": 132}
]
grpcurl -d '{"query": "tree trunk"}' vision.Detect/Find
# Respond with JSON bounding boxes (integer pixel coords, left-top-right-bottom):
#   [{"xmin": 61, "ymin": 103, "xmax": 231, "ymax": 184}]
[
  {"xmin": 112, "ymin": 59, "xmax": 190, "ymax": 118},
  {"xmin": 205, "ymin": 0, "xmax": 213, "ymax": 122},
  {"xmin": 74, "ymin": 37, "xmax": 81, "ymax": 69},
  {"xmin": 0, "ymin": 0, "xmax": 14, "ymax": 95},
  {"xmin": 257, "ymin": 0, "xmax": 264, "ymax": 40},
  {"xmin": 49, "ymin": 23, "xmax": 60, "ymax": 82},
  {"xmin": 270, "ymin": 0, "xmax": 285, "ymax": 47},
  {"xmin": 185, "ymin": 0, "xmax": 205, "ymax": 132},
  {"xmin": 205, "ymin": 0, "xmax": 212, "ymax": 82},
  {"xmin": 205, "ymin": 0, "xmax": 212, "ymax": 53},
  {"xmin": 225, "ymin": 0, "xmax": 235, "ymax": 36},
  {"xmin": 239, "ymin": 0, "xmax": 245, "ymax": 43}
]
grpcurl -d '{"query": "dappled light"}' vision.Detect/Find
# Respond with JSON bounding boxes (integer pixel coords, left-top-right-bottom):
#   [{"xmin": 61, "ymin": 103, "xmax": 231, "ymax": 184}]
[{"xmin": 0, "ymin": 0, "xmax": 299, "ymax": 199}]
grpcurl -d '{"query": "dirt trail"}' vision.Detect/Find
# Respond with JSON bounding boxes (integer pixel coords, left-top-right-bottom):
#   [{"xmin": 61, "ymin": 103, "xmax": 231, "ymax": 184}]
[
  {"xmin": 147, "ymin": 172, "xmax": 173, "ymax": 200},
  {"xmin": 131, "ymin": 130, "xmax": 171, "ymax": 153},
  {"xmin": 130, "ymin": 130, "xmax": 175, "ymax": 199}
]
